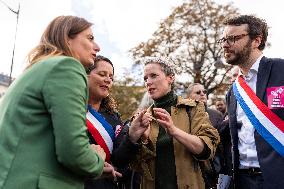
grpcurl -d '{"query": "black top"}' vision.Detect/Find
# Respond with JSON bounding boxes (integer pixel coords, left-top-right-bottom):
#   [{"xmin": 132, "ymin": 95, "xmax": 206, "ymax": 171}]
[
  {"xmin": 153, "ymin": 91, "xmax": 178, "ymax": 189},
  {"xmin": 85, "ymin": 107, "xmax": 140, "ymax": 189}
]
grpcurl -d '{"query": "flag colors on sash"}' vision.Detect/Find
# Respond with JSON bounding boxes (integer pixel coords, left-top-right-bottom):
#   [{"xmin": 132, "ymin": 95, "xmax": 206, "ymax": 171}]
[
  {"xmin": 86, "ymin": 105, "xmax": 115, "ymax": 162},
  {"xmin": 233, "ymin": 76, "xmax": 284, "ymax": 157}
]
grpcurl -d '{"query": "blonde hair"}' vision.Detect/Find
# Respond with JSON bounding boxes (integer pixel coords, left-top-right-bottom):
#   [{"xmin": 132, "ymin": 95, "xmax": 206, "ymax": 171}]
[{"xmin": 26, "ymin": 15, "xmax": 92, "ymax": 68}]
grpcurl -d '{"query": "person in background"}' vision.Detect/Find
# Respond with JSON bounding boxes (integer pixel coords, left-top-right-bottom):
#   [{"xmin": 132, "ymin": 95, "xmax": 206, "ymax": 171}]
[
  {"xmin": 85, "ymin": 55, "xmax": 139, "ymax": 189},
  {"xmin": 127, "ymin": 57, "xmax": 220, "ymax": 189},
  {"xmin": 215, "ymin": 98, "xmax": 227, "ymax": 116},
  {"xmin": 219, "ymin": 15, "xmax": 284, "ymax": 189},
  {"xmin": 0, "ymin": 16, "xmax": 106, "ymax": 189},
  {"xmin": 187, "ymin": 83, "xmax": 224, "ymax": 133},
  {"xmin": 230, "ymin": 66, "xmax": 240, "ymax": 84},
  {"xmin": 214, "ymin": 98, "xmax": 232, "ymax": 185},
  {"xmin": 187, "ymin": 83, "xmax": 224, "ymax": 189}
]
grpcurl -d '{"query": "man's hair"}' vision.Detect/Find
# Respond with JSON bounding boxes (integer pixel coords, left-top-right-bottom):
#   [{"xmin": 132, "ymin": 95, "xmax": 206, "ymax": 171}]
[
  {"xmin": 186, "ymin": 83, "xmax": 202, "ymax": 97},
  {"xmin": 223, "ymin": 15, "xmax": 268, "ymax": 50},
  {"xmin": 215, "ymin": 98, "xmax": 226, "ymax": 104}
]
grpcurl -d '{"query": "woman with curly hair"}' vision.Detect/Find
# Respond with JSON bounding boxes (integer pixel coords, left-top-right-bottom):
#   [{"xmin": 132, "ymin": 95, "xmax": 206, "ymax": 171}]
[
  {"xmin": 128, "ymin": 57, "xmax": 220, "ymax": 189},
  {"xmin": 85, "ymin": 55, "xmax": 140, "ymax": 189}
]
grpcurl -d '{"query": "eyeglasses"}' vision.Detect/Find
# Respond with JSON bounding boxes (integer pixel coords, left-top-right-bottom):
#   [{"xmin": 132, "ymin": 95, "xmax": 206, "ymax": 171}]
[
  {"xmin": 195, "ymin": 89, "xmax": 207, "ymax": 95},
  {"xmin": 217, "ymin": 33, "xmax": 249, "ymax": 46}
]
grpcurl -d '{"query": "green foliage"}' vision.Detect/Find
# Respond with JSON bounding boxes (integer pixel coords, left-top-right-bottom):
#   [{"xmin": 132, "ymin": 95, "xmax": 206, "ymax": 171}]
[{"xmin": 112, "ymin": 82, "xmax": 145, "ymax": 122}]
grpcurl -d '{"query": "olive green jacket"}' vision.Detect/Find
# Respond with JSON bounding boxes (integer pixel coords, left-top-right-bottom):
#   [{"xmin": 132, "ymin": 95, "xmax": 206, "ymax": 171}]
[
  {"xmin": 134, "ymin": 97, "xmax": 220, "ymax": 189},
  {"xmin": 0, "ymin": 56, "xmax": 104, "ymax": 189}
]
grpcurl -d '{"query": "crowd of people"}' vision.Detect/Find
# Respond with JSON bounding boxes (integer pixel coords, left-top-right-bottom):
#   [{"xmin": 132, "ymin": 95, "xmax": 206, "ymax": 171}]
[{"xmin": 0, "ymin": 14, "xmax": 283, "ymax": 189}]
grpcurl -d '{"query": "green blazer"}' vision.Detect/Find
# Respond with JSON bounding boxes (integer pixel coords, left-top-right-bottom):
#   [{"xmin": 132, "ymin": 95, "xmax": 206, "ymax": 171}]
[{"xmin": 0, "ymin": 56, "xmax": 104, "ymax": 189}]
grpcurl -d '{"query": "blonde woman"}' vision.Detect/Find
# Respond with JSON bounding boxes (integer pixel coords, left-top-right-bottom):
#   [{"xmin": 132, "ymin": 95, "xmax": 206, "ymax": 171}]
[{"xmin": 0, "ymin": 16, "xmax": 106, "ymax": 189}]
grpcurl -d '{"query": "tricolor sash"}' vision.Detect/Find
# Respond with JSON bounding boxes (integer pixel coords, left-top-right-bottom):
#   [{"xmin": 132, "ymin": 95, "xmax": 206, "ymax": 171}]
[
  {"xmin": 86, "ymin": 105, "xmax": 115, "ymax": 162},
  {"xmin": 233, "ymin": 76, "xmax": 284, "ymax": 157}
]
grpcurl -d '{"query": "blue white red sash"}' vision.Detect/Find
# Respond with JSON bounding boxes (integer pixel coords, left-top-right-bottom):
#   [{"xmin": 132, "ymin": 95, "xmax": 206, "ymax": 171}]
[
  {"xmin": 86, "ymin": 105, "xmax": 115, "ymax": 162},
  {"xmin": 233, "ymin": 76, "xmax": 284, "ymax": 157}
]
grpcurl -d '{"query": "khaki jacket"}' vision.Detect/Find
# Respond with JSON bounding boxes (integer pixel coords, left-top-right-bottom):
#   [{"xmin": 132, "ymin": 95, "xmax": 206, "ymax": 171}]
[{"xmin": 134, "ymin": 97, "xmax": 220, "ymax": 189}]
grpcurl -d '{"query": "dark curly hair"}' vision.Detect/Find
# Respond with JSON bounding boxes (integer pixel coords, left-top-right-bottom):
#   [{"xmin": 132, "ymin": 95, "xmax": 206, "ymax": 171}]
[
  {"xmin": 87, "ymin": 55, "xmax": 118, "ymax": 114},
  {"xmin": 223, "ymin": 15, "xmax": 268, "ymax": 50}
]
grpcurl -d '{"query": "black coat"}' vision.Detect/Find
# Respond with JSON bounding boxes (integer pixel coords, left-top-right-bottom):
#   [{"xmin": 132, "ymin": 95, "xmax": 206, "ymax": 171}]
[
  {"xmin": 226, "ymin": 56, "xmax": 284, "ymax": 189},
  {"xmin": 85, "ymin": 109, "xmax": 141, "ymax": 189}
]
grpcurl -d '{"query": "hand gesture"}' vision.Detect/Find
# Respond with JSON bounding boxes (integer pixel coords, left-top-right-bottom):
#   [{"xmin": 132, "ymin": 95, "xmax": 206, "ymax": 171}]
[
  {"xmin": 153, "ymin": 108, "xmax": 177, "ymax": 136},
  {"xmin": 101, "ymin": 162, "xmax": 122, "ymax": 180},
  {"xmin": 129, "ymin": 110, "xmax": 152, "ymax": 143}
]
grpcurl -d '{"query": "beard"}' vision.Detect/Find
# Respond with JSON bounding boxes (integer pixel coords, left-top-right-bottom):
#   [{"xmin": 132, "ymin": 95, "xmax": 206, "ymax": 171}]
[{"xmin": 224, "ymin": 40, "xmax": 252, "ymax": 66}]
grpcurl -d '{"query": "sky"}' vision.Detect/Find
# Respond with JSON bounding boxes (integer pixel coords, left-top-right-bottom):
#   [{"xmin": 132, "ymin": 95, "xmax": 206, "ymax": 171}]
[{"xmin": 0, "ymin": 0, "xmax": 283, "ymax": 81}]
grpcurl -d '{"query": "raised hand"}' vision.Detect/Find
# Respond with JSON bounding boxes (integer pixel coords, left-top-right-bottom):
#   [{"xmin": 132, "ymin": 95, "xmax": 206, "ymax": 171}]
[
  {"xmin": 153, "ymin": 108, "xmax": 177, "ymax": 136},
  {"xmin": 129, "ymin": 110, "xmax": 152, "ymax": 143}
]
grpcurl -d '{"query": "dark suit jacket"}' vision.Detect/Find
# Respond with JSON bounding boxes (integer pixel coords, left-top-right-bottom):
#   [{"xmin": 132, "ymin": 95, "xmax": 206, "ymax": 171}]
[{"xmin": 226, "ymin": 56, "xmax": 284, "ymax": 189}]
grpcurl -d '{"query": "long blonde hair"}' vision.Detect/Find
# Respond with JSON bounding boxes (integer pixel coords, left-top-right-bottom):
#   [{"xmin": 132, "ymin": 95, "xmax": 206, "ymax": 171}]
[{"xmin": 26, "ymin": 15, "xmax": 92, "ymax": 68}]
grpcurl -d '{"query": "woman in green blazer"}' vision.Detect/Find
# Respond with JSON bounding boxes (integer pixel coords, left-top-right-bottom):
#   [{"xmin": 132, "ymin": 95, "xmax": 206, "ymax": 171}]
[{"xmin": 0, "ymin": 16, "xmax": 106, "ymax": 189}]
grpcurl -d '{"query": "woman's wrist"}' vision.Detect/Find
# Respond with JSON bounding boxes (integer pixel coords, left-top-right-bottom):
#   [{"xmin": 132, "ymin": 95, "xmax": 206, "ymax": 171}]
[{"xmin": 167, "ymin": 125, "xmax": 178, "ymax": 137}]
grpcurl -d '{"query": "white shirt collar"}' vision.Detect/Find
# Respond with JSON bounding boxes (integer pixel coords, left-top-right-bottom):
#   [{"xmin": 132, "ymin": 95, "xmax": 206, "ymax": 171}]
[
  {"xmin": 239, "ymin": 54, "xmax": 263, "ymax": 78},
  {"xmin": 251, "ymin": 54, "xmax": 263, "ymax": 73}
]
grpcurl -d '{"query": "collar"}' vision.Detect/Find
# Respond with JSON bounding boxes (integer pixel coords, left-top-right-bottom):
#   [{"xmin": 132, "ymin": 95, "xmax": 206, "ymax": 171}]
[
  {"xmin": 240, "ymin": 54, "xmax": 263, "ymax": 81},
  {"xmin": 153, "ymin": 90, "xmax": 177, "ymax": 109},
  {"xmin": 250, "ymin": 54, "xmax": 263, "ymax": 73}
]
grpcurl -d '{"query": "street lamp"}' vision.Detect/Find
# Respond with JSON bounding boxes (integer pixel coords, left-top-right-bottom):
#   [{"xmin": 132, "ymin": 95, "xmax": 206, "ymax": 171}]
[{"xmin": 0, "ymin": 0, "xmax": 20, "ymax": 85}]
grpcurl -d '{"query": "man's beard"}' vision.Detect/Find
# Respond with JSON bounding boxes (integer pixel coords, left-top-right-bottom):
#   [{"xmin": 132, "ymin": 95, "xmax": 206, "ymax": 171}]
[{"xmin": 225, "ymin": 41, "xmax": 252, "ymax": 66}]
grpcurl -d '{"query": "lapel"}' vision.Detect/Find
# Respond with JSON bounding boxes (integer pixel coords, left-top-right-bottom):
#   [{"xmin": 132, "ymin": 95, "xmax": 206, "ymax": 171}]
[
  {"xmin": 226, "ymin": 87, "xmax": 239, "ymax": 167},
  {"xmin": 256, "ymin": 56, "xmax": 272, "ymax": 102},
  {"xmin": 227, "ymin": 87, "xmax": 237, "ymax": 117},
  {"xmin": 227, "ymin": 87, "xmax": 237, "ymax": 134}
]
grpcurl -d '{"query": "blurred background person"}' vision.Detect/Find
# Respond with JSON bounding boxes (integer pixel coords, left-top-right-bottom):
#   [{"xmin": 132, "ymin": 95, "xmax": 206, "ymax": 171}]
[
  {"xmin": 128, "ymin": 57, "xmax": 219, "ymax": 189},
  {"xmin": 0, "ymin": 16, "xmax": 105, "ymax": 189},
  {"xmin": 215, "ymin": 98, "xmax": 227, "ymax": 116},
  {"xmin": 187, "ymin": 83, "xmax": 224, "ymax": 189},
  {"xmin": 187, "ymin": 83, "xmax": 224, "ymax": 132},
  {"xmin": 230, "ymin": 66, "xmax": 240, "ymax": 84}
]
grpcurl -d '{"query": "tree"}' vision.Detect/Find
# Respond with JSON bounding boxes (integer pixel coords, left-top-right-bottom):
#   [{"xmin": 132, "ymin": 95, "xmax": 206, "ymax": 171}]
[
  {"xmin": 112, "ymin": 77, "xmax": 145, "ymax": 121},
  {"xmin": 130, "ymin": 0, "xmax": 240, "ymax": 97}
]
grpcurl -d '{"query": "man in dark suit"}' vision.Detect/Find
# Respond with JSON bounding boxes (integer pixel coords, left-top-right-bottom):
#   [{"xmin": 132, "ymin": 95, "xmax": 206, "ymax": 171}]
[{"xmin": 219, "ymin": 15, "xmax": 284, "ymax": 189}]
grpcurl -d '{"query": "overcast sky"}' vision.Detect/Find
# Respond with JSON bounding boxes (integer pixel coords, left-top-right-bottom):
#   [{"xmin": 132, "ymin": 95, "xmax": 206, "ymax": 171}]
[{"xmin": 1, "ymin": 0, "xmax": 283, "ymax": 80}]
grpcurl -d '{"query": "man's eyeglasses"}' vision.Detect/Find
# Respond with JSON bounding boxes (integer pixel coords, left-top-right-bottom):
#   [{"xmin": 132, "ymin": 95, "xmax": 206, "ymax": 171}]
[
  {"xmin": 217, "ymin": 33, "xmax": 249, "ymax": 46},
  {"xmin": 195, "ymin": 89, "xmax": 207, "ymax": 95}
]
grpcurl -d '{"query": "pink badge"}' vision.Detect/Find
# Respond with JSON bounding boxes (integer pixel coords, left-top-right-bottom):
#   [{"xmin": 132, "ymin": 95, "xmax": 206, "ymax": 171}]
[{"xmin": 267, "ymin": 86, "xmax": 284, "ymax": 109}]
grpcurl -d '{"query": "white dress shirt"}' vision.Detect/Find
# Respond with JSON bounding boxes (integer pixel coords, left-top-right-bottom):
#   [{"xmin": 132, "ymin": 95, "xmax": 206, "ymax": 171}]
[{"xmin": 237, "ymin": 55, "xmax": 263, "ymax": 169}]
